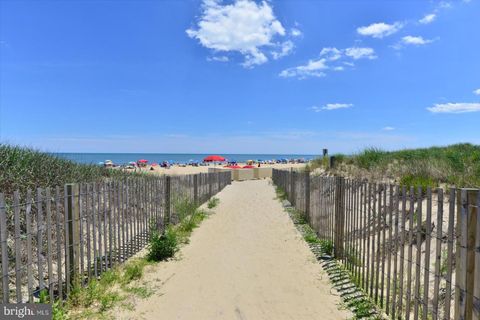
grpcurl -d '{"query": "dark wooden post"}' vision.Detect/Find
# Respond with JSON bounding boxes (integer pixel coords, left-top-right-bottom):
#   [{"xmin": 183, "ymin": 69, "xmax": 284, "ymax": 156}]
[
  {"xmin": 334, "ymin": 177, "xmax": 345, "ymax": 259},
  {"xmin": 329, "ymin": 156, "xmax": 336, "ymax": 169}
]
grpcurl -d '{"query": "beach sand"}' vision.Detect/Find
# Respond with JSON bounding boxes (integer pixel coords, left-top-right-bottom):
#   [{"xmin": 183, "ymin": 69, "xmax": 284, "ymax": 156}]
[
  {"xmin": 129, "ymin": 163, "xmax": 306, "ymax": 176},
  {"xmin": 115, "ymin": 179, "xmax": 350, "ymax": 320}
]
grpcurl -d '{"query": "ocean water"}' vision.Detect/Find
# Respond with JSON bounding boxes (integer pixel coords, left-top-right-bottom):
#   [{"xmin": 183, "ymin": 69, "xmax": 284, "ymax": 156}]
[{"xmin": 55, "ymin": 153, "xmax": 318, "ymax": 165}]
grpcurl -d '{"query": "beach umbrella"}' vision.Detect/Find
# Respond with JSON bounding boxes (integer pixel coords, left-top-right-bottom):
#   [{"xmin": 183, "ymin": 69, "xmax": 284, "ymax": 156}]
[
  {"xmin": 137, "ymin": 159, "xmax": 148, "ymax": 163},
  {"xmin": 204, "ymin": 155, "xmax": 226, "ymax": 162},
  {"xmin": 225, "ymin": 165, "xmax": 242, "ymax": 169},
  {"xmin": 243, "ymin": 165, "xmax": 255, "ymax": 169}
]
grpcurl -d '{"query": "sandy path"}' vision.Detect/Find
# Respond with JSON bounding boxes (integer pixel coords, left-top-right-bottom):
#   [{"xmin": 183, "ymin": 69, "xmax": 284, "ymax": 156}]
[{"xmin": 117, "ymin": 180, "xmax": 350, "ymax": 320}]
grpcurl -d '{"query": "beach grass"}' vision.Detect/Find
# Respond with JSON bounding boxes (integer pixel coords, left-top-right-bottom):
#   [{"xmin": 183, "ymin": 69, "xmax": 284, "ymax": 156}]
[
  {"xmin": 310, "ymin": 143, "xmax": 480, "ymax": 188},
  {"xmin": 0, "ymin": 144, "xmax": 137, "ymax": 194}
]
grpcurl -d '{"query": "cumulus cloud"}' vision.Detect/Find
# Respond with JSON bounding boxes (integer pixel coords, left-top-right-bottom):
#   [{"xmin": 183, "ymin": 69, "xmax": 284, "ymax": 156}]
[
  {"xmin": 427, "ymin": 103, "xmax": 480, "ymax": 113},
  {"xmin": 186, "ymin": 0, "xmax": 290, "ymax": 67},
  {"xmin": 474, "ymin": 89, "xmax": 480, "ymax": 95},
  {"xmin": 419, "ymin": 13, "xmax": 436, "ymax": 24},
  {"xmin": 382, "ymin": 126, "xmax": 395, "ymax": 131},
  {"xmin": 357, "ymin": 22, "xmax": 403, "ymax": 38},
  {"xmin": 344, "ymin": 47, "xmax": 377, "ymax": 60},
  {"xmin": 280, "ymin": 46, "xmax": 375, "ymax": 79}
]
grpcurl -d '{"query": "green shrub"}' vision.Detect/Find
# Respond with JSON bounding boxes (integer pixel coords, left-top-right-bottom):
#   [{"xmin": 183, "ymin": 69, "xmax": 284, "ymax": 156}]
[
  {"xmin": 147, "ymin": 228, "xmax": 178, "ymax": 262},
  {"xmin": 320, "ymin": 240, "xmax": 334, "ymax": 256},
  {"xmin": 399, "ymin": 174, "xmax": 437, "ymax": 194},
  {"xmin": 207, "ymin": 197, "xmax": 220, "ymax": 209}
]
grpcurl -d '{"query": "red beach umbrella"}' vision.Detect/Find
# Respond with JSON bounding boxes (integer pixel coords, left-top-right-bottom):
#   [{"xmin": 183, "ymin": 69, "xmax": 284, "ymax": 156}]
[
  {"xmin": 243, "ymin": 165, "xmax": 255, "ymax": 169},
  {"xmin": 226, "ymin": 165, "xmax": 242, "ymax": 169},
  {"xmin": 137, "ymin": 159, "xmax": 148, "ymax": 163},
  {"xmin": 204, "ymin": 155, "xmax": 226, "ymax": 162}
]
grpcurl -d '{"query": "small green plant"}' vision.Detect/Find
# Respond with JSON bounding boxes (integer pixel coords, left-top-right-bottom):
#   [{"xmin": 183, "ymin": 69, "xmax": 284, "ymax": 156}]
[
  {"xmin": 124, "ymin": 285, "xmax": 154, "ymax": 299},
  {"xmin": 147, "ymin": 227, "xmax": 178, "ymax": 262},
  {"xmin": 303, "ymin": 228, "xmax": 321, "ymax": 243},
  {"xmin": 122, "ymin": 260, "xmax": 145, "ymax": 284},
  {"xmin": 52, "ymin": 301, "xmax": 68, "ymax": 320},
  {"xmin": 207, "ymin": 197, "xmax": 220, "ymax": 209},
  {"xmin": 319, "ymin": 240, "xmax": 334, "ymax": 256},
  {"xmin": 275, "ymin": 187, "xmax": 287, "ymax": 200}
]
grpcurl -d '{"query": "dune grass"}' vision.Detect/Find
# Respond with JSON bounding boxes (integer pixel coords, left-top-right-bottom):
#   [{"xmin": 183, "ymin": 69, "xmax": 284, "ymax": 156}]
[
  {"xmin": 310, "ymin": 143, "xmax": 480, "ymax": 188},
  {"xmin": 0, "ymin": 144, "xmax": 137, "ymax": 194}
]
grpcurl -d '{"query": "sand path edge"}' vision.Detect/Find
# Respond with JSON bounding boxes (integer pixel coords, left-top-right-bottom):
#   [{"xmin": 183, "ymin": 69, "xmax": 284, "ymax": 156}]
[{"xmin": 115, "ymin": 179, "xmax": 351, "ymax": 320}]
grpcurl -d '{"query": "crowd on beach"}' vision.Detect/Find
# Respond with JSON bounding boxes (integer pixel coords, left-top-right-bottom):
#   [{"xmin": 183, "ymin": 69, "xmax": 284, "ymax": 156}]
[{"xmin": 99, "ymin": 157, "xmax": 310, "ymax": 174}]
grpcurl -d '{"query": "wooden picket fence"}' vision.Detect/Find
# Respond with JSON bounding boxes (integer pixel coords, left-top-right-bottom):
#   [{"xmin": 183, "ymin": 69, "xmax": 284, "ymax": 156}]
[
  {"xmin": 273, "ymin": 168, "xmax": 480, "ymax": 320},
  {"xmin": 0, "ymin": 171, "xmax": 231, "ymax": 304}
]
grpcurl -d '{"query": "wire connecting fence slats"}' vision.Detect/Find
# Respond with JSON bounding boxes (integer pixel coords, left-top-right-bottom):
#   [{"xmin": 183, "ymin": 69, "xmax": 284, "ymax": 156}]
[
  {"xmin": 272, "ymin": 169, "xmax": 480, "ymax": 320},
  {"xmin": 0, "ymin": 171, "xmax": 230, "ymax": 304}
]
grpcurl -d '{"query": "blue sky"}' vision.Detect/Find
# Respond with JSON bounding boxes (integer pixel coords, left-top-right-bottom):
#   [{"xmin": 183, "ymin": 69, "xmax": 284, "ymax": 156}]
[{"xmin": 0, "ymin": 0, "xmax": 479, "ymax": 154}]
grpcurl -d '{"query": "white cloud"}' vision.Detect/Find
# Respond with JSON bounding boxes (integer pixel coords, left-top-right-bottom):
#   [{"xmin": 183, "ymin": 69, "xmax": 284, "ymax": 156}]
[
  {"xmin": 280, "ymin": 58, "xmax": 328, "ymax": 79},
  {"xmin": 310, "ymin": 104, "xmax": 353, "ymax": 112},
  {"xmin": 357, "ymin": 22, "xmax": 403, "ymax": 38},
  {"xmin": 401, "ymin": 35, "xmax": 434, "ymax": 45},
  {"xmin": 280, "ymin": 46, "xmax": 375, "ymax": 79},
  {"xmin": 419, "ymin": 13, "xmax": 436, "ymax": 24},
  {"xmin": 474, "ymin": 89, "xmax": 480, "ymax": 95},
  {"xmin": 427, "ymin": 103, "xmax": 480, "ymax": 113},
  {"xmin": 290, "ymin": 28, "xmax": 302, "ymax": 37},
  {"xmin": 186, "ymin": 0, "xmax": 287, "ymax": 67},
  {"xmin": 344, "ymin": 47, "xmax": 377, "ymax": 60},
  {"xmin": 392, "ymin": 35, "xmax": 435, "ymax": 50},
  {"xmin": 320, "ymin": 47, "xmax": 342, "ymax": 61},
  {"xmin": 322, "ymin": 103, "xmax": 353, "ymax": 111},
  {"xmin": 207, "ymin": 55, "xmax": 229, "ymax": 62},
  {"xmin": 272, "ymin": 40, "xmax": 294, "ymax": 60},
  {"xmin": 382, "ymin": 126, "xmax": 395, "ymax": 131}
]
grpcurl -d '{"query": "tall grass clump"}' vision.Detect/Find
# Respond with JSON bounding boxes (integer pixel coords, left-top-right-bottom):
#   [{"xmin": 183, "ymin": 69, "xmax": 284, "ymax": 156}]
[{"xmin": 0, "ymin": 144, "xmax": 135, "ymax": 194}]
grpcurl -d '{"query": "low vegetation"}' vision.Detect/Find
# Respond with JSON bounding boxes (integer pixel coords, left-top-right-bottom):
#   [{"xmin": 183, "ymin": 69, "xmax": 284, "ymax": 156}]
[
  {"xmin": 0, "ymin": 144, "xmax": 137, "ymax": 195},
  {"xmin": 207, "ymin": 197, "xmax": 220, "ymax": 209},
  {"xmin": 309, "ymin": 143, "xmax": 480, "ymax": 188}
]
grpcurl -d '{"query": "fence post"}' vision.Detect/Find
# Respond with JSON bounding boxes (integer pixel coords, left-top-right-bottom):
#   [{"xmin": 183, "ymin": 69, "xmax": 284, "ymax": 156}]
[
  {"xmin": 290, "ymin": 168, "xmax": 295, "ymax": 205},
  {"xmin": 455, "ymin": 188, "xmax": 479, "ymax": 320},
  {"xmin": 164, "ymin": 176, "xmax": 171, "ymax": 226},
  {"xmin": 329, "ymin": 156, "xmax": 336, "ymax": 169},
  {"xmin": 334, "ymin": 177, "xmax": 345, "ymax": 259},
  {"xmin": 66, "ymin": 183, "xmax": 80, "ymax": 287},
  {"xmin": 193, "ymin": 174, "xmax": 199, "ymax": 206},
  {"xmin": 305, "ymin": 169, "xmax": 310, "ymax": 221},
  {"xmin": 208, "ymin": 173, "xmax": 213, "ymax": 198}
]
